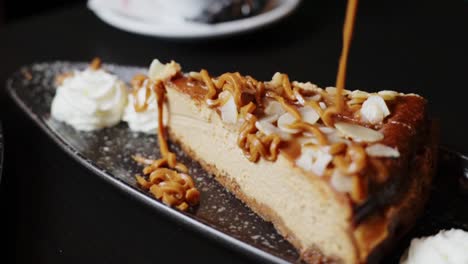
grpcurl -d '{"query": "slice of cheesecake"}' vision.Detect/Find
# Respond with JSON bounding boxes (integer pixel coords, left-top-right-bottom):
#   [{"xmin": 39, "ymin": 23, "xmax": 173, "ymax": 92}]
[{"xmin": 148, "ymin": 60, "xmax": 437, "ymax": 264}]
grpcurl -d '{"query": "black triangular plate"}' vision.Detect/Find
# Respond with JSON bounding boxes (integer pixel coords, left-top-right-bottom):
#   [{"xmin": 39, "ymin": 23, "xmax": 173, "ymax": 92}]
[{"xmin": 6, "ymin": 62, "xmax": 468, "ymax": 264}]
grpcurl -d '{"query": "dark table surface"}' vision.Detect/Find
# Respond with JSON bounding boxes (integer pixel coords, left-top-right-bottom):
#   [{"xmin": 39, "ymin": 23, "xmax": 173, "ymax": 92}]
[{"xmin": 1, "ymin": 1, "xmax": 467, "ymax": 263}]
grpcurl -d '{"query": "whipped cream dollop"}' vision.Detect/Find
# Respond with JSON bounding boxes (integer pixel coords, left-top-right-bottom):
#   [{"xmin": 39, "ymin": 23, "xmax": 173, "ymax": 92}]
[
  {"xmin": 51, "ymin": 68, "xmax": 128, "ymax": 131},
  {"xmin": 123, "ymin": 84, "xmax": 162, "ymax": 134},
  {"xmin": 400, "ymin": 229, "xmax": 468, "ymax": 264},
  {"xmin": 123, "ymin": 59, "xmax": 179, "ymax": 134}
]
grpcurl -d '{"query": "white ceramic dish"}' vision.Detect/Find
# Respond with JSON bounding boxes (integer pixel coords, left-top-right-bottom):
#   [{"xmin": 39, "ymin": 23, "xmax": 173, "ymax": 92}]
[{"xmin": 88, "ymin": 0, "xmax": 301, "ymax": 39}]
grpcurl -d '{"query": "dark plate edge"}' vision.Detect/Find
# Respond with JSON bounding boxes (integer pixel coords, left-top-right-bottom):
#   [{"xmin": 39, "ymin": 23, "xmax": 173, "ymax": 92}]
[{"xmin": 5, "ymin": 63, "xmax": 291, "ymax": 264}]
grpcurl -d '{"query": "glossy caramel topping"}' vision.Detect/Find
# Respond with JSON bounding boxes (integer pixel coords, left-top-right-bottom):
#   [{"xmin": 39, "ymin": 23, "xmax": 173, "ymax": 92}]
[
  {"xmin": 172, "ymin": 69, "xmax": 409, "ymax": 205},
  {"xmin": 133, "ymin": 79, "xmax": 200, "ymax": 211}
]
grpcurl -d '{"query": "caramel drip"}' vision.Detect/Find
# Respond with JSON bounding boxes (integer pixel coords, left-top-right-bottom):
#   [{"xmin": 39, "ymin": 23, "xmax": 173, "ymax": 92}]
[
  {"xmin": 272, "ymin": 73, "xmax": 296, "ymax": 101},
  {"xmin": 134, "ymin": 79, "xmax": 200, "ymax": 211},
  {"xmin": 322, "ymin": 106, "xmax": 340, "ymax": 127},
  {"xmin": 131, "ymin": 74, "xmax": 152, "ymax": 112},
  {"xmin": 288, "ymin": 122, "xmax": 329, "ymax": 145},
  {"xmin": 217, "ymin": 73, "xmax": 244, "ymax": 106},
  {"xmin": 245, "ymin": 76, "xmax": 265, "ymax": 107},
  {"xmin": 335, "ymin": 0, "xmax": 358, "ymax": 113},
  {"xmin": 89, "ymin": 57, "xmax": 102, "ymax": 70}
]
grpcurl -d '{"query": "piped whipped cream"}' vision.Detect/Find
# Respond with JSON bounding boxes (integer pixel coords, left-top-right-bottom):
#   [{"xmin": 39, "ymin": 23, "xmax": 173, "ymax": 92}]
[
  {"xmin": 123, "ymin": 83, "xmax": 164, "ymax": 134},
  {"xmin": 51, "ymin": 68, "xmax": 128, "ymax": 131},
  {"xmin": 400, "ymin": 229, "xmax": 468, "ymax": 264},
  {"xmin": 123, "ymin": 59, "xmax": 180, "ymax": 134}
]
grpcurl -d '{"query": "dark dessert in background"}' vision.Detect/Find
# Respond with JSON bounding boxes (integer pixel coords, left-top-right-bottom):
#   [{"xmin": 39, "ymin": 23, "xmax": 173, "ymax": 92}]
[{"xmin": 192, "ymin": 0, "xmax": 269, "ymax": 24}]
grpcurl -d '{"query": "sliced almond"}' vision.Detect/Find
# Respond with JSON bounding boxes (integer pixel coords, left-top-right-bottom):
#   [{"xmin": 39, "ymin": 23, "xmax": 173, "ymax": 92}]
[
  {"xmin": 350, "ymin": 90, "xmax": 370, "ymax": 99},
  {"xmin": 267, "ymin": 72, "xmax": 283, "ymax": 88},
  {"xmin": 260, "ymin": 114, "xmax": 280, "ymax": 123},
  {"xmin": 294, "ymin": 90, "xmax": 306, "ymax": 105},
  {"xmin": 330, "ymin": 170, "xmax": 354, "ymax": 193},
  {"xmin": 299, "ymin": 106, "xmax": 320, "ymax": 125},
  {"xmin": 218, "ymin": 92, "xmax": 238, "ymax": 124},
  {"xmin": 326, "ymin": 87, "xmax": 350, "ymax": 95},
  {"xmin": 188, "ymin": 71, "xmax": 202, "ymax": 80},
  {"xmin": 335, "ymin": 122, "xmax": 384, "ymax": 143},
  {"xmin": 361, "ymin": 95, "xmax": 390, "ymax": 124},
  {"xmin": 319, "ymin": 102, "xmax": 327, "ymax": 110},
  {"xmin": 365, "ymin": 144, "xmax": 400, "ymax": 158},
  {"xmin": 264, "ymin": 100, "xmax": 286, "ymax": 116},
  {"xmin": 319, "ymin": 126, "xmax": 336, "ymax": 134},
  {"xmin": 148, "ymin": 59, "xmax": 181, "ymax": 82},
  {"xmin": 347, "ymin": 98, "xmax": 366, "ymax": 106},
  {"xmin": 255, "ymin": 120, "xmax": 291, "ymax": 140},
  {"xmin": 327, "ymin": 131, "xmax": 351, "ymax": 144},
  {"xmin": 378, "ymin": 90, "xmax": 399, "ymax": 101},
  {"xmin": 325, "ymin": 87, "xmax": 337, "ymax": 95},
  {"xmin": 296, "ymin": 147, "xmax": 332, "ymax": 176},
  {"xmin": 305, "ymin": 94, "xmax": 321, "ymax": 102},
  {"xmin": 292, "ymin": 81, "xmax": 320, "ymax": 92},
  {"xmin": 298, "ymin": 136, "xmax": 319, "ymax": 146},
  {"xmin": 277, "ymin": 112, "xmax": 300, "ymax": 133}
]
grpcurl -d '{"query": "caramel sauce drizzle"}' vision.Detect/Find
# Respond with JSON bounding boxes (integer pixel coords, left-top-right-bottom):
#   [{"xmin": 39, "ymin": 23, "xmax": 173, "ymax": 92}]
[
  {"xmin": 128, "ymin": 0, "xmax": 382, "ymax": 206},
  {"xmin": 89, "ymin": 57, "xmax": 102, "ymax": 70},
  {"xmin": 335, "ymin": 0, "xmax": 358, "ymax": 113},
  {"xmin": 196, "ymin": 47, "xmax": 381, "ymax": 203},
  {"xmin": 132, "ymin": 75, "xmax": 200, "ymax": 211}
]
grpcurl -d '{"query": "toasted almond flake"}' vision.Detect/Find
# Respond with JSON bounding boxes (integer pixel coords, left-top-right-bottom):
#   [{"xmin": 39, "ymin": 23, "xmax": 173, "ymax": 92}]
[
  {"xmin": 277, "ymin": 112, "xmax": 300, "ymax": 133},
  {"xmin": 335, "ymin": 122, "xmax": 384, "ymax": 142},
  {"xmin": 264, "ymin": 101, "xmax": 286, "ymax": 116},
  {"xmin": 378, "ymin": 90, "xmax": 399, "ymax": 101},
  {"xmin": 148, "ymin": 59, "xmax": 181, "ymax": 82},
  {"xmin": 319, "ymin": 102, "xmax": 327, "ymax": 110},
  {"xmin": 218, "ymin": 92, "xmax": 238, "ymax": 124},
  {"xmin": 325, "ymin": 87, "xmax": 337, "ymax": 94},
  {"xmin": 330, "ymin": 170, "xmax": 354, "ymax": 193},
  {"xmin": 255, "ymin": 120, "xmax": 291, "ymax": 140},
  {"xmin": 365, "ymin": 144, "xmax": 400, "ymax": 158},
  {"xmin": 319, "ymin": 126, "xmax": 336, "ymax": 134},
  {"xmin": 268, "ymin": 72, "xmax": 283, "ymax": 88},
  {"xmin": 294, "ymin": 90, "xmax": 306, "ymax": 105},
  {"xmin": 347, "ymin": 98, "xmax": 366, "ymax": 106},
  {"xmin": 361, "ymin": 95, "xmax": 390, "ymax": 124},
  {"xmin": 293, "ymin": 81, "xmax": 320, "ymax": 92},
  {"xmin": 299, "ymin": 106, "xmax": 320, "ymax": 125},
  {"xmin": 188, "ymin": 71, "xmax": 202, "ymax": 80},
  {"xmin": 260, "ymin": 114, "xmax": 280, "ymax": 123},
  {"xmin": 350, "ymin": 90, "xmax": 370, "ymax": 99},
  {"xmin": 326, "ymin": 87, "xmax": 350, "ymax": 95},
  {"xmin": 298, "ymin": 136, "xmax": 319, "ymax": 145},
  {"xmin": 296, "ymin": 147, "xmax": 333, "ymax": 176},
  {"xmin": 327, "ymin": 131, "xmax": 351, "ymax": 144},
  {"xmin": 305, "ymin": 94, "xmax": 321, "ymax": 101}
]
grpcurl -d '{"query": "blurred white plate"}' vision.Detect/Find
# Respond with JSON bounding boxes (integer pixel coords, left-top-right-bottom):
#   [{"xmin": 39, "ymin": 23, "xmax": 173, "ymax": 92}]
[{"xmin": 88, "ymin": 0, "xmax": 301, "ymax": 39}]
